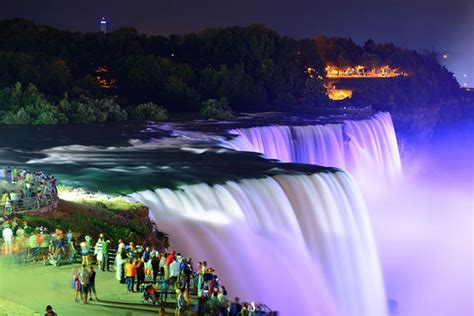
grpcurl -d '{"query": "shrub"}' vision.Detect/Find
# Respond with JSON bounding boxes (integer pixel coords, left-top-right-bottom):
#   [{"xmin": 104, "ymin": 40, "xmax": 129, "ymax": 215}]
[
  {"xmin": 1, "ymin": 107, "xmax": 31, "ymax": 124},
  {"xmin": 200, "ymin": 97, "xmax": 234, "ymax": 120},
  {"xmin": 130, "ymin": 102, "xmax": 168, "ymax": 121},
  {"xmin": 67, "ymin": 96, "xmax": 128, "ymax": 123}
]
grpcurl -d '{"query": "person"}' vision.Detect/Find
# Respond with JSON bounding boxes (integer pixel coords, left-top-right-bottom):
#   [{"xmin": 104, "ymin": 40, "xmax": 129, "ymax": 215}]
[
  {"xmin": 143, "ymin": 247, "xmax": 153, "ymax": 282},
  {"xmin": 27, "ymin": 230, "xmax": 39, "ymax": 261},
  {"xmin": 241, "ymin": 302, "xmax": 249, "ymax": 316},
  {"xmin": 229, "ymin": 297, "xmax": 242, "ymax": 316},
  {"xmin": 88, "ymin": 266, "xmax": 98, "ymax": 301},
  {"xmin": 151, "ymin": 251, "xmax": 160, "ymax": 282},
  {"xmin": 198, "ymin": 295, "xmax": 209, "ymax": 315},
  {"xmin": 126, "ymin": 242, "xmax": 136, "ymax": 258},
  {"xmin": 2, "ymin": 191, "xmax": 11, "ymax": 214},
  {"xmin": 94, "ymin": 234, "xmax": 104, "ymax": 270},
  {"xmin": 80, "ymin": 236, "xmax": 91, "ymax": 266},
  {"xmin": 168, "ymin": 257, "xmax": 179, "ymax": 289},
  {"xmin": 143, "ymin": 284, "xmax": 159, "ymax": 305},
  {"xmin": 157, "ymin": 274, "xmax": 170, "ymax": 304},
  {"xmin": 101, "ymin": 239, "xmax": 110, "ymax": 271},
  {"xmin": 115, "ymin": 243, "xmax": 127, "ymax": 283},
  {"xmin": 209, "ymin": 291, "xmax": 219, "ymax": 316},
  {"xmin": 15, "ymin": 233, "xmax": 28, "ymax": 260},
  {"xmin": 125, "ymin": 258, "xmax": 137, "ymax": 292},
  {"xmin": 159, "ymin": 307, "xmax": 166, "ymax": 316},
  {"xmin": 45, "ymin": 305, "xmax": 57, "ymax": 316},
  {"xmin": 66, "ymin": 229, "xmax": 73, "ymax": 244},
  {"xmin": 73, "ymin": 269, "xmax": 81, "ymax": 303},
  {"xmin": 180, "ymin": 258, "xmax": 193, "ymax": 295},
  {"xmin": 2, "ymin": 224, "xmax": 13, "ymax": 255},
  {"xmin": 164, "ymin": 250, "xmax": 175, "ymax": 279},
  {"xmin": 79, "ymin": 265, "xmax": 90, "ymax": 304},
  {"xmin": 40, "ymin": 228, "xmax": 50, "ymax": 265},
  {"xmin": 136, "ymin": 258, "xmax": 145, "ymax": 292},
  {"xmin": 159, "ymin": 252, "xmax": 166, "ymax": 276},
  {"xmin": 210, "ymin": 275, "xmax": 220, "ymax": 296},
  {"xmin": 218, "ymin": 286, "xmax": 230, "ymax": 316},
  {"xmin": 176, "ymin": 287, "xmax": 187, "ymax": 316},
  {"xmin": 54, "ymin": 228, "xmax": 66, "ymax": 257}
]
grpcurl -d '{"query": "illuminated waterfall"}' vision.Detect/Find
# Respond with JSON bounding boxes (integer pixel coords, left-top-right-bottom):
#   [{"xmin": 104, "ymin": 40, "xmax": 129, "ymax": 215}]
[
  {"xmin": 224, "ymin": 112, "xmax": 402, "ymax": 179},
  {"xmin": 131, "ymin": 171, "xmax": 387, "ymax": 315}
]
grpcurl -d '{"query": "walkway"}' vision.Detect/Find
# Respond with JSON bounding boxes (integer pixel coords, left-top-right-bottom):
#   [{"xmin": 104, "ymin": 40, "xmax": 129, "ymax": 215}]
[
  {"xmin": 0, "ymin": 256, "xmax": 174, "ymax": 315},
  {"xmin": 0, "ymin": 297, "xmax": 38, "ymax": 316}
]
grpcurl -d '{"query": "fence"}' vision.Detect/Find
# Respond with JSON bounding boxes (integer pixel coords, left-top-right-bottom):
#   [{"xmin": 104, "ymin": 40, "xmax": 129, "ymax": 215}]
[{"xmin": 1, "ymin": 192, "xmax": 58, "ymax": 215}]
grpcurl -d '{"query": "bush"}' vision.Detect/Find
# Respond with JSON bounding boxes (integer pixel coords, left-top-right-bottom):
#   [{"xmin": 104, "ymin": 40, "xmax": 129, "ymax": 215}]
[
  {"xmin": 1, "ymin": 108, "xmax": 31, "ymax": 124},
  {"xmin": 0, "ymin": 83, "xmax": 61, "ymax": 125},
  {"xmin": 130, "ymin": 102, "xmax": 168, "ymax": 121},
  {"xmin": 200, "ymin": 97, "xmax": 234, "ymax": 120},
  {"xmin": 22, "ymin": 199, "xmax": 169, "ymax": 248},
  {"xmin": 66, "ymin": 96, "xmax": 128, "ymax": 123}
]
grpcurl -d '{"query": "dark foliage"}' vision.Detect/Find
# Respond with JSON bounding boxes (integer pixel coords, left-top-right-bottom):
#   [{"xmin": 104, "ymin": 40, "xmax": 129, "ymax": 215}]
[{"xmin": 0, "ymin": 19, "xmax": 464, "ymax": 125}]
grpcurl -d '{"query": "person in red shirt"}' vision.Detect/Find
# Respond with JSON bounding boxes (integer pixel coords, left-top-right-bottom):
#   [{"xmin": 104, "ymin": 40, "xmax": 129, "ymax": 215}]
[{"xmin": 164, "ymin": 250, "xmax": 175, "ymax": 279}]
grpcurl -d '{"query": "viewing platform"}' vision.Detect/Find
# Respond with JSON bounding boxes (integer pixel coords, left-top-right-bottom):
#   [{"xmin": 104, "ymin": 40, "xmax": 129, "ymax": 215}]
[{"xmin": 0, "ymin": 167, "xmax": 58, "ymax": 216}]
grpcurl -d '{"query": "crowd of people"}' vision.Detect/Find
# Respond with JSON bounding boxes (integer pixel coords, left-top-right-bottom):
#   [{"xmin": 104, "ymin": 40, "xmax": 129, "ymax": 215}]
[
  {"xmin": 0, "ymin": 166, "xmax": 58, "ymax": 214},
  {"xmin": 0, "ymin": 218, "xmax": 275, "ymax": 315},
  {"xmin": 0, "ymin": 217, "xmax": 75, "ymax": 263},
  {"xmin": 114, "ymin": 243, "xmax": 274, "ymax": 315}
]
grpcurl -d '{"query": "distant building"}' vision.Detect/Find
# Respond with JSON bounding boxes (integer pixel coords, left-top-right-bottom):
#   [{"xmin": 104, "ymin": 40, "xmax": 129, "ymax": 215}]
[{"xmin": 100, "ymin": 17, "xmax": 107, "ymax": 33}]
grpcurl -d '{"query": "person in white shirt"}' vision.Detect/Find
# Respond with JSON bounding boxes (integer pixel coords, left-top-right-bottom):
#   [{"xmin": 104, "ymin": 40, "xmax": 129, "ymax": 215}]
[{"xmin": 2, "ymin": 225, "xmax": 13, "ymax": 255}]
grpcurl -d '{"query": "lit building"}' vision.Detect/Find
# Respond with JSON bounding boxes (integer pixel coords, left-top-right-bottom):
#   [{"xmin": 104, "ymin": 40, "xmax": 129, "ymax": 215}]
[
  {"xmin": 95, "ymin": 65, "xmax": 116, "ymax": 89},
  {"xmin": 324, "ymin": 82, "xmax": 353, "ymax": 100},
  {"xmin": 325, "ymin": 65, "xmax": 407, "ymax": 78},
  {"xmin": 100, "ymin": 17, "xmax": 107, "ymax": 33}
]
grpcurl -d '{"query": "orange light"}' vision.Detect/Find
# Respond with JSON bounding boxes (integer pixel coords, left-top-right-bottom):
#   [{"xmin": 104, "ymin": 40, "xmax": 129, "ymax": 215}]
[
  {"xmin": 327, "ymin": 89, "xmax": 353, "ymax": 100},
  {"xmin": 325, "ymin": 65, "xmax": 406, "ymax": 78}
]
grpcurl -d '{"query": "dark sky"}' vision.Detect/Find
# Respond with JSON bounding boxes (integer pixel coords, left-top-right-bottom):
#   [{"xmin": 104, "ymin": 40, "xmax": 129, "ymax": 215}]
[{"xmin": 2, "ymin": 0, "xmax": 473, "ymax": 86}]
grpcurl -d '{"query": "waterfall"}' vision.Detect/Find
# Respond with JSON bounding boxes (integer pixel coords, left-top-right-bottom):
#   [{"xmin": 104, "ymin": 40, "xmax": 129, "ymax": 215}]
[
  {"xmin": 131, "ymin": 170, "xmax": 387, "ymax": 315},
  {"xmin": 224, "ymin": 112, "xmax": 402, "ymax": 179}
]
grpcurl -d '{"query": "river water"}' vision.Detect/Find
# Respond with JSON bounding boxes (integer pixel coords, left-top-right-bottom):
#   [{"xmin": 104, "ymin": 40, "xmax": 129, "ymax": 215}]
[{"xmin": 0, "ymin": 113, "xmax": 472, "ymax": 315}]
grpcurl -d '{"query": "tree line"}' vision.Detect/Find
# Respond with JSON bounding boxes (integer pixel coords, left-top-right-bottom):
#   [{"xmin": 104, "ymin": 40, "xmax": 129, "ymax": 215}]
[{"xmin": 0, "ymin": 19, "xmax": 463, "ymax": 124}]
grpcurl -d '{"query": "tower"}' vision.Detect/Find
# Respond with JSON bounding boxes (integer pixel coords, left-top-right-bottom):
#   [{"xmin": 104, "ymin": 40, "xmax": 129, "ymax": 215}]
[{"xmin": 100, "ymin": 17, "xmax": 107, "ymax": 33}]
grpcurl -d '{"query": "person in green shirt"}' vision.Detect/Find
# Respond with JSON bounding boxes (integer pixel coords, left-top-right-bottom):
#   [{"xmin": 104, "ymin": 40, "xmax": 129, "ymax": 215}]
[{"xmin": 101, "ymin": 240, "xmax": 110, "ymax": 271}]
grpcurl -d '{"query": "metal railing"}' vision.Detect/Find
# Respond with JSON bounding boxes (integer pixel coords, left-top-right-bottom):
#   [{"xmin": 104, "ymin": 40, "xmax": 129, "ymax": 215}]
[
  {"xmin": 1, "ymin": 173, "xmax": 59, "ymax": 216},
  {"xmin": 1, "ymin": 191, "xmax": 58, "ymax": 215}
]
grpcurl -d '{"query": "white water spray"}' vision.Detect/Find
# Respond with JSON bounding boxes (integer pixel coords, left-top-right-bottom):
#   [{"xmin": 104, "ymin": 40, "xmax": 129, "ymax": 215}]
[
  {"xmin": 131, "ymin": 171, "xmax": 387, "ymax": 315},
  {"xmin": 224, "ymin": 112, "xmax": 401, "ymax": 179}
]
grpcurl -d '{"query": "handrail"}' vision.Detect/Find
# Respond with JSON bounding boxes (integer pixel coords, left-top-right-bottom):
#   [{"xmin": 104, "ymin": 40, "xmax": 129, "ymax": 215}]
[
  {"xmin": 1, "ymin": 191, "xmax": 58, "ymax": 215},
  {"xmin": 1, "ymin": 166, "xmax": 59, "ymax": 216}
]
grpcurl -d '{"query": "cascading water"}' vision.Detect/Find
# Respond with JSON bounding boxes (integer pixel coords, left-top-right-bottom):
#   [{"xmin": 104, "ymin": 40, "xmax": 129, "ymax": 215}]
[
  {"xmin": 224, "ymin": 112, "xmax": 402, "ymax": 179},
  {"xmin": 131, "ymin": 170, "xmax": 387, "ymax": 315}
]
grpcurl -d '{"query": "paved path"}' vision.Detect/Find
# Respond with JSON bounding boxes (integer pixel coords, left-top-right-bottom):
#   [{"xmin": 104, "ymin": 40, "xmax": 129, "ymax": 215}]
[
  {"xmin": 0, "ymin": 297, "xmax": 39, "ymax": 316},
  {"xmin": 0, "ymin": 256, "xmax": 179, "ymax": 315}
]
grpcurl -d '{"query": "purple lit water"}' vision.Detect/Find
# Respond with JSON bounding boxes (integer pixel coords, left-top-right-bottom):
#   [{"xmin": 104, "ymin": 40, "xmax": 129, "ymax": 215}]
[
  {"xmin": 224, "ymin": 112, "xmax": 402, "ymax": 180},
  {"xmin": 6, "ymin": 112, "xmax": 471, "ymax": 315},
  {"xmin": 131, "ymin": 171, "xmax": 387, "ymax": 315}
]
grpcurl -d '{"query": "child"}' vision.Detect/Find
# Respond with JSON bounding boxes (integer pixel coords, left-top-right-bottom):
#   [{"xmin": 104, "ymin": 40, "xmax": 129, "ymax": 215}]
[
  {"xmin": 88, "ymin": 266, "xmax": 98, "ymax": 301},
  {"xmin": 73, "ymin": 271, "xmax": 81, "ymax": 303}
]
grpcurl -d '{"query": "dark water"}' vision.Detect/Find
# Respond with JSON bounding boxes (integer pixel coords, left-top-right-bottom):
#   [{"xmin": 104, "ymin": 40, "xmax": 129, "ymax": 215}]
[{"xmin": 0, "ymin": 120, "xmax": 337, "ymax": 194}]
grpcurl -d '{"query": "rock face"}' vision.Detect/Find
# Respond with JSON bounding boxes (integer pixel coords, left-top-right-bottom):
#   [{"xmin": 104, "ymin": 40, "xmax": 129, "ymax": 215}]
[{"xmin": 391, "ymin": 106, "xmax": 441, "ymax": 142}]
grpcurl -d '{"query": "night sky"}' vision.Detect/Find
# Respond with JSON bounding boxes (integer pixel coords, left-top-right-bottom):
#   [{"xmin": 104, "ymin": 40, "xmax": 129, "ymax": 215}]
[{"xmin": 2, "ymin": 0, "xmax": 473, "ymax": 86}]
